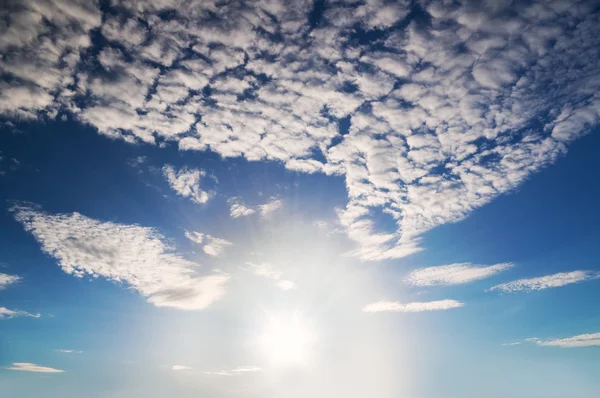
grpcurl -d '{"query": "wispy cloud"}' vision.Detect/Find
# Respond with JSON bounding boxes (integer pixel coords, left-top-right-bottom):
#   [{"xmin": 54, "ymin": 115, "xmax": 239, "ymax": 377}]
[
  {"xmin": 490, "ymin": 271, "xmax": 600, "ymax": 293},
  {"xmin": 0, "ymin": 272, "xmax": 21, "ymax": 289},
  {"xmin": 0, "ymin": 307, "xmax": 40, "ymax": 320},
  {"xmin": 12, "ymin": 204, "xmax": 229, "ymax": 310},
  {"xmin": 205, "ymin": 366, "xmax": 261, "ymax": 376},
  {"xmin": 185, "ymin": 231, "xmax": 232, "ymax": 257},
  {"xmin": 527, "ymin": 333, "xmax": 600, "ymax": 348},
  {"xmin": 242, "ymin": 262, "xmax": 296, "ymax": 291},
  {"xmin": 258, "ymin": 197, "xmax": 283, "ymax": 217},
  {"xmin": 7, "ymin": 363, "xmax": 64, "ymax": 373},
  {"xmin": 56, "ymin": 349, "xmax": 83, "ymax": 354},
  {"xmin": 228, "ymin": 197, "xmax": 283, "ymax": 219},
  {"xmin": 406, "ymin": 263, "xmax": 514, "ymax": 286},
  {"xmin": 163, "ymin": 165, "xmax": 210, "ymax": 204},
  {"xmin": 172, "ymin": 365, "xmax": 192, "ymax": 371},
  {"xmin": 362, "ymin": 299, "xmax": 464, "ymax": 313}
]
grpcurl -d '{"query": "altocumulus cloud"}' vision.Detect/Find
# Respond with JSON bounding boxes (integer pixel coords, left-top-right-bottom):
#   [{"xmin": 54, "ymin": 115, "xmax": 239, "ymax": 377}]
[
  {"xmin": 406, "ymin": 262, "xmax": 514, "ymax": 286},
  {"xmin": 362, "ymin": 299, "xmax": 464, "ymax": 313},
  {"xmin": 1, "ymin": 1, "xmax": 600, "ymax": 260},
  {"xmin": 185, "ymin": 230, "xmax": 232, "ymax": 257},
  {"xmin": 490, "ymin": 270, "xmax": 600, "ymax": 293},
  {"xmin": 11, "ymin": 204, "xmax": 229, "ymax": 310}
]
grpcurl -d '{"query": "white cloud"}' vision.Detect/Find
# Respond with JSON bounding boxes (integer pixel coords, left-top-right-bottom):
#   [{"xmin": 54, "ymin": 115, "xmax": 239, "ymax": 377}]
[
  {"xmin": 406, "ymin": 262, "xmax": 514, "ymax": 286},
  {"xmin": 362, "ymin": 299, "xmax": 464, "ymax": 313},
  {"xmin": 184, "ymin": 230, "xmax": 204, "ymax": 244},
  {"xmin": 205, "ymin": 366, "xmax": 261, "ymax": 376},
  {"xmin": 228, "ymin": 197, "xmax": 282, "ymax": 219},
  {"xmin": 0, "ymin": 307, "xmax": 40, "ymax": 320},
  {"xmin": 528, "ymin": 332, "xmax": 600, "ymax": 348},
  {"xmin": 163, "ymin": 165, "xmax": 210, "ymax": 205},
  {"xmin": 490, "ymin": 270, "xmax": 600, "ymax": 293},
  {"xmin": 203, "ymin": 236, "xmax": 233, "ymax": 257},
  {"xmin": 0, "ymin": 273, "xmax": 21, "ymax": 289},
  {"xmin": 2, "ymin": 0, "xmax": 600, "ymax": 261},
  {"xmin": 258, "ymin": 197, "xmax": 283, "ymax": 218},
  {"xmin": 172, "ymin": 365, "xmax": 192, "ymax": 371},
  {"xmin": 228, "ymin": 198, "xmax": 256, "ymax": 218},
  {"xmin": 56, "ymin": 349, "xmax": 83, "ymax": 354},
  {"xmin": 242, "ymin": 262, "xmax": 296, "ymax": 291},
  {"xmin": 12, "ymin": 204, "xmax": 229, "ymax": 310},
  {"xmin": 7, "ymin": 363, "xmax": 64, "ymax": 373},
  {"xmin": 502, "ymin": 342, "xmax": 521, "ymax": 346},
  {"xmin": 185, "ymin": 231, "xmax": 232, "ymax": 257}
]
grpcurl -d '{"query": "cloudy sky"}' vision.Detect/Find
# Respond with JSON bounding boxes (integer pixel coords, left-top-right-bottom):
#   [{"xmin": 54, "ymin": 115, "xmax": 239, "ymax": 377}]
[{"xmin": 1, "ymin": 0, "xmax": 600, "ymax": 397}]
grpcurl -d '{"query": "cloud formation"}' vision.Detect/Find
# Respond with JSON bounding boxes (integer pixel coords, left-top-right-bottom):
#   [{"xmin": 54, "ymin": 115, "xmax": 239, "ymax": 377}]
[
  {"xmin": 1, "ymin": 1, "xmax": 599, "ymax": 259},
  {"xmin": 490, "ymin": 270, "xmax": 600, "ymax": 293},
  {"xmin": 12, "ymin": 204, "xmax": 229, "ymax": 310},
  {"xmin": 0, "ymin": 307, "xmax": 40, "ymax": 320},
  {"xmin": 163, "ymin": 165, "xmax": 210, "ymax": 204},
  {"xmin": 185, "ymin": 231, "xmax": 232, "ymax": 257},
  {"xmin": 56, "ymin": 349, "xmax": 83, "ymax": 354},
  {"xmin": 0, "ymin": 273, "xmax": 21, "ymax": 289},
  {"xmin": 242, "ymin": 262, "xmax": 296, "ymax": 291},
  {"xmin": 528, "ymin": 332, "xmax": 600, "ymax": 348},
  {"xmin": 362, "ymin": 299, "xmax": 464, "ymax": 313},
  {"xmin": 7, "ymin": 363, "xmax": 64, "ymax": 373},
  {"xmin": 406, "ymin": 262, "xmax": 514, "ymax": 286}
]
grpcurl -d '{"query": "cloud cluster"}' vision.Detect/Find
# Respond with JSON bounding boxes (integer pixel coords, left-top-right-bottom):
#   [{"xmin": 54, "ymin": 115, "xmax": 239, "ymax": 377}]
[
  {"xmin": 1, "ymin": 1, "xmax": 599, "ymax": 259},
  {"xmin": 7, "ymin": 363, "xmax": 64, "ymax": 373},
  {"xmin": 0, "ymin": 307, "xmax": 40, "ymax": 320},
  {"xmin": 12, "ymin": 204, "xmax": 229, "ymax": 310},
  {"xmin": 0, "ymin": 273, "xmax": 21, "ymax": 289},
  {"xmin": 362, "ymin": 299, "xmax": 464, "ymax": 313},
  {"xmin": 163, "ymin": 165, "xmax": 210, "ymax": 204},
  {"xmin": 406, "ymin": 262, "xmax": 514, "ymax": 286},
  {"xmin": 527, "ymin": 332, "xmax": 600, "ymax": 348},
  {"xmin": 185, "ymin": 230, "xmax": 232, "ymax": 257},
  {"xmin": 490, "ymin": 270, "xmax": 600, "ymax": 293},
  {"xmin": 242, "ymin": 262, "xmax": 296, "ymax": 291}
]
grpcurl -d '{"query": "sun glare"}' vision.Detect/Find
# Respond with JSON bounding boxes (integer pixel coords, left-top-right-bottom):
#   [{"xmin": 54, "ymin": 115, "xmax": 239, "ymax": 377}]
[{"xmin": 257, "ymin": 312, "xmax": 317, "ymax": 367}]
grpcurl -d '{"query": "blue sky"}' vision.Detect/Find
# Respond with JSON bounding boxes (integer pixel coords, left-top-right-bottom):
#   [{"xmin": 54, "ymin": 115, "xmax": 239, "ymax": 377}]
[{"xmin": 1, "ymin": 0, "xmax": 600, "ymax": 397}]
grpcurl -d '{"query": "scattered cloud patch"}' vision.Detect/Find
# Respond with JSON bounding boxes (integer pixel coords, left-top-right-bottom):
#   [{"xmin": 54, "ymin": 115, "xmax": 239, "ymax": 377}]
[
  {"xmin": 527, "ymin": 333, "xmax": 600, "ymax": 348},
  {"xmin": 228, "ymin": 198, "xmax": 256, "ymax": 218},
  {"xmin": 406, "ymin": 263, "xmax": 514, "ymax": 286},
  {"xmin": 0, "ymin": 307, "xmax": 40, "ymax": 320},
  {"xmin": 490, "ymin": 271, "xmax": 600, "ymax": 293},
  {"xmin": 185, "ymin": 231, "xmax": 232, "ymax": 257},
  {"xmin": 12, "ymin": 204, "xmax": 229, "ymax": 310},
  {"xmin": 163, "ymin": 165, "xmax": 210, "ymax": 204},
  {"xmin": 362, "ymin": 300, "xmax": 464, "ymax": 313},
  {"xmin": 228, "ymin": 197, "xmax": 282, "ymax": 219},
  {"xmin": 242, "ymin": 262, "xmax": 296, "ymax": 291},
  {"xmin": 7, "ymin": 363, "xmax": 64, "ymax": 373},
  {"xmin": 501, "ymin": 342, "xmax": 521, "ymax": 346},
  {"xmin": 0, "ymin": 273, "xmax": 21, "ymax": 289}
]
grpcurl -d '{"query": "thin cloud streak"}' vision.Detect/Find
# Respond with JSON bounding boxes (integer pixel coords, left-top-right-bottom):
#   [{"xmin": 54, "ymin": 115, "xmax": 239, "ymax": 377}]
[
  {"xmin": 362, "ymin": 299, "xmax": 464, "ymax": 313},
  {"xmin": 406, "ymin": 262, "xmax": 513, "ymax": 286},
  {"xmin": 490, "ymin": 271, "xmax": 600, "ymax": 293}
]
